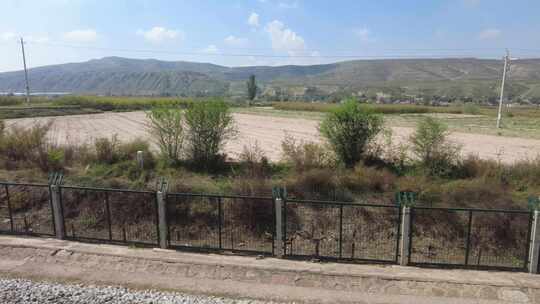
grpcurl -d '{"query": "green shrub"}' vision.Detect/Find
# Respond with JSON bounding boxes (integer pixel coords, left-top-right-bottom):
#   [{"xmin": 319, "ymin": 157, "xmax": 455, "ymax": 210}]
[
  {"xmin": 117, "ymin": 138, "xmax": 156, "ymax": 169},
  {"xmin": 46, "ymin": 149, "xmax": 65, "ymax": 172},
  {"xmin": 463, "ymin": 103, "xmax": 481, "ymax": 115},
  {"xmin": 146, "ymin": 107, "xmax": 184, "ymax": 163},
  {"xmin": 92, "ymin": 136, "xmax": 155, "ymax": 170},
  {"xmin": 320, "ymin": 98, "xmax": 383, "ymax": 168},
  {"xmin": 410, "ymin": 117, "xmax": 461, "ymax": 177},
  {"xmin": 94, "ymin": 136, "xmax": 119, "ymax": 164},
  {"xmin": 185, "ymin": 99, "xmax": 237, "ymax": 171},
  {"xmin": 0, "ymin": 96, "xmax": 24, "ymax": 106}
]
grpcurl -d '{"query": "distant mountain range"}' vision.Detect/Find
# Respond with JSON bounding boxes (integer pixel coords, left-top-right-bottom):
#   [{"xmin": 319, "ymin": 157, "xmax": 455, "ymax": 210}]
[{"xmin": 1, "ymin": 56, "xmax": 540, "ymax": 101}]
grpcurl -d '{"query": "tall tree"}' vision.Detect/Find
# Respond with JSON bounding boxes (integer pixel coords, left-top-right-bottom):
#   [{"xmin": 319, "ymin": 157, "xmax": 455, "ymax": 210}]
[{"xmin": 246, "ymin": 74, "xmax": 257, "ymax": 105}]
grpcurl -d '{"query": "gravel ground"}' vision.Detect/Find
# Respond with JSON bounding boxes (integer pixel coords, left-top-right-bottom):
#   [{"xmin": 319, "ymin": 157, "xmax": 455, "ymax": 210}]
[{"xmin": 0, "ymin": 278, "xmax": 284, "ymax": 304}]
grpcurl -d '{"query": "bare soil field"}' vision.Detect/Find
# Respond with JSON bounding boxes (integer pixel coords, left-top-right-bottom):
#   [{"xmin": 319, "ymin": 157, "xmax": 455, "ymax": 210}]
[{"xmin": 5, "ymin": 111, "xmax": 540, "ymax": 163}]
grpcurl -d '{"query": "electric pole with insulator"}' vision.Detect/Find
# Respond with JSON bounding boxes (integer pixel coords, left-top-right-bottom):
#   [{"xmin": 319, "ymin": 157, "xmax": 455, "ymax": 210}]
[
  {"xmin": 20, "ymin": 37, "xmax": 31, "ymax": 104},
  {"xmin": 496, "ymin": 49, "xmax": 510, "ymax": 129}
]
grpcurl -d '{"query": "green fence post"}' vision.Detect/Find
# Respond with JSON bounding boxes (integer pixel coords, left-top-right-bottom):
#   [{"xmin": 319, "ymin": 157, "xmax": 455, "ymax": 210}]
[
  {"xmin": 157, "ymin": 178, "xmax": 169, "ymax": 249},
  {"xmin": 273, "ymin": 187, "xmax": 285, "ymax": 258},
  {"xmin": 529, "ymin": 196, "xmax": 540, "ymax": 274},
  {"xmin": 48, "ymin": 172, "xmax": 65, "ymax": 240},
  {"xmin": 396, "ymin": 191, "xmax": 417, "ymax": 266}
]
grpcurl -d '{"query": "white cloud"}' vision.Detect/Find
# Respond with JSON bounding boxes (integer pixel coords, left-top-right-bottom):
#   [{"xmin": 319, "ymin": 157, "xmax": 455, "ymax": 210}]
[
  {"xmin": 479, "ymin": 28, "xmax": 501, "ymax": 40},
  {"xmin": 202, "ymin": 44, "xmax": 219, "ymax": 54},
  {"xmin": 248, "ymin": 12, "xmax": 260, "ymax": 27},
  {"xmin": 224, "ymin": 35, "xmax": 248, "ymax": 47},
  {"xmin": 265, "ymin": 20, "xmax": 305, "ymax": 54},
  {"xmin": 136, "ymin": 26, "xmax": 182, "ymax": 43},
  {"xmin": 26, "ymin": 35, "xmax": 49, "ymax": 43},
  {"xmin": 63, "ymin": 29, "xmax": 98, "ymax": 42},
  {"xmin": 354, "ymin": 28, "xmax": 371, "ymax": 42},
  {"xmin": 1, "ymin": 32, "xmax": 48, "ymax": 44},
  {"xmin": 1, "ymin": 32, "xmax": 17, "ymax": 41}
]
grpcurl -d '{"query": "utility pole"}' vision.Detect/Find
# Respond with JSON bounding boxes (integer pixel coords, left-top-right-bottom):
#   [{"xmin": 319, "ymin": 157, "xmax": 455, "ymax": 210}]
[
  {"xmin": 496, "ymin": 49, "xmax": 510, "ymax": 129},
  {"xmin": 20, "ymin": 37, "xmax": 31, "ymax": 104}
]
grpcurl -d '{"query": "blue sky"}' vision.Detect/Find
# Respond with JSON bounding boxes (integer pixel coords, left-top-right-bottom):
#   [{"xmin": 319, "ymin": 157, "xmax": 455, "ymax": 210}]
[{"xmin": 1, "ymin": 0, "xmax": 539, "ymax": 72}]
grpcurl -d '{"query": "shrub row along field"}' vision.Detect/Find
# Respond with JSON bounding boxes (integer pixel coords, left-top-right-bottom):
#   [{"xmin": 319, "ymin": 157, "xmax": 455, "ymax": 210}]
[
  {"xmin": 0, "ymin": 99, "xmax": 538, "ymax": 265},
  {"xmin": 52, "ymin": 96, "xmax": 195, "ymax": 111},
  {"xmin": 0, "ymin": 96, "xmax": 195, "ymax": 119},
  {"xmin": 273, "ymin": 101, "xmax": 476, "ymax": 115}
]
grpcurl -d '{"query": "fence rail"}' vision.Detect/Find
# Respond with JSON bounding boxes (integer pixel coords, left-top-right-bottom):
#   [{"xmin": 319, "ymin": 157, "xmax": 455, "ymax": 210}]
[{"xmin": 0, "ymin": 181, "xmax": 538, "ymax": 274}]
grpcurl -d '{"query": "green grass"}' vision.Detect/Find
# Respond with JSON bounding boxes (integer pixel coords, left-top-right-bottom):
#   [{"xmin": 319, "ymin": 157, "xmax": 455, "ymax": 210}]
[
  {"xmin": 0, "ymin": 106, "xmax": 102, "ymax": 119},
  {"xmin": 52, "ymin": 96, "xmax": 194, "ymax": 111},
  {"xmin": 272, "ymin": 101, "xmax": 469, "ymax": 115},
  {"xmin": 237, "ymin": 103, "xmax": 540, "ymax": 140}
]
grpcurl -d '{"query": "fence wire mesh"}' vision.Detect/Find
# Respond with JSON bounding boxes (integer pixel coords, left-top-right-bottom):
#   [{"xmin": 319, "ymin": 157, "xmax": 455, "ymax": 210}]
[
  {"xmin": 410, "ymin": 208, "xmax": 532, "ymax": 270},
  {"xmin": 0, "ymin": 183, "xmax": 55, "ymax": 236},
  {"xmin": 0, "ymin": 180, "xmax": 537, "ymax": 273},
  {"xmin": 166, "ymin": 194, "xmax": 275, "ymax": 254},
  {"xmin": 284, "ymin": 200, "xmax": 400, "ymax": 263},
  {"xmin": 60, "ymin": 187, "xmax": 159, "ymax": 246}
]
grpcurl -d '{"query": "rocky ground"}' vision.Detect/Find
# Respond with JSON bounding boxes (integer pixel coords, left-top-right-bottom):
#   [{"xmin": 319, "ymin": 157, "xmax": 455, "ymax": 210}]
[{"xmin": 0, "ymin": 278, "xmax": 282, "ymax": 304}]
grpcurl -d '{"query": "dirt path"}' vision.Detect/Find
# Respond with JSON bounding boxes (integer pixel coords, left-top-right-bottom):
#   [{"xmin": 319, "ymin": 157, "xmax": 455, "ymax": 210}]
[
  {"xmin": 5, "ymin": 111, "xmax": 540, "ymax": 163},
  {"xmin": 1, "ymin": 235, "xmax": 536, "ymax": 303}
]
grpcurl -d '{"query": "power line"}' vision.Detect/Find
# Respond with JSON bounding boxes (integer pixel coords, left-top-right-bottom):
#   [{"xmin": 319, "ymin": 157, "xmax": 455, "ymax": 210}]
[{"xmin": 23, "ymin": 40, "xmax": 513, "ymax": 59}]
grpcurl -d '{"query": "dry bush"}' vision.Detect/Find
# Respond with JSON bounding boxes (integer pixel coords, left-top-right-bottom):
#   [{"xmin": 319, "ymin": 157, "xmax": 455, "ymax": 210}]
[
  {"xmin": 231, "ymin": 177, "xmax": 273, "ymax": 196},
  {"xmin": 285, "ymin": 168, "xmax": 351, "ymax": 201},
  {"xmin": 0, "ymin": 121, "xmax": 71, "ymax": 172},
  {"xmin": 281, "ymin": 134, "xmax": 336, "ymax": 172},
  {"xmin": 461, "ymin": 155, "xmax": 540, "ymax": 188},
  {"xmin": 366, "ymin": 128, "xmax": 410, "ymax": 175},
  {"xmin": 238, "ymin": 142, "xmax": 271, "ymax": 178},
  {"xmin": 92, "ymin": 136, "xmax": 155, "ymax": 169},
  {"xmin": 341, "ymin": 164, "xmax": 397, "ymax": 193}
]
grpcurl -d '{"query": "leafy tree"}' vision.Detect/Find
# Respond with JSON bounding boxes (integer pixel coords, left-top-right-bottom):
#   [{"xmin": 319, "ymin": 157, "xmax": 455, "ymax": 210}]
[
  {"xmin": 246, "ymin": 74, "xmax": 257, "ymax": 105},
  {"xmin": 185, "ymin": 99, "xmax": 237, "ymax": 170},
  {"xmin": 410, "ymin": 117, "xmax": 461, "ymax": 176},
  {"xmin": 146, "ymin": 107, "xmax": 184, "ymax": 163},
  {"xmin": 320, "ymin": 98, "xmax": 383, "ymax": 168}
]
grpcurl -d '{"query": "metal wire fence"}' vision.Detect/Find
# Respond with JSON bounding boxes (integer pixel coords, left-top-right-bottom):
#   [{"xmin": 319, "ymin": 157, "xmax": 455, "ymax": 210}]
[
  {"xmin": 284, "ymin": 199, "xmax": 401, "ymax": 263},
  {"xmin": 0, "ymin": 180, "xmax": 537, "ymax": 273},
  {"xmin": 409, "ymin": 207, "xmax": 532, "ymax": 271},
  {"xmin": 0, "ymin": 182, "xmax": 55, "ymax": 236},
  {"xmin": 166, "ymin": 193, "xmax": 275, "ymax": 255},
  {"xmin": 60, "ymin": 186, "xmax": 159, "ymax": 246}
]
